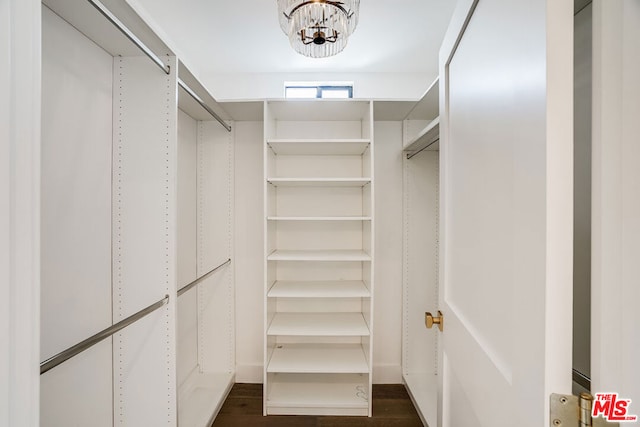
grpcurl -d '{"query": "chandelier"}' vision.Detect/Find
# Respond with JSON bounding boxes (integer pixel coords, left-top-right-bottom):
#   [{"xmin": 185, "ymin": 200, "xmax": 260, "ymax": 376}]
[{"xmin": 277, "ymin": 0, "xmax": 360, "ymax": 58}]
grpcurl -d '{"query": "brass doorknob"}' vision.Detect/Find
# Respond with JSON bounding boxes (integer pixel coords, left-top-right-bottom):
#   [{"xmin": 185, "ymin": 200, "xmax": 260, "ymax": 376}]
[{"xmin": 425, "ymin": 311, "xmax": 444, "ymax": 331}]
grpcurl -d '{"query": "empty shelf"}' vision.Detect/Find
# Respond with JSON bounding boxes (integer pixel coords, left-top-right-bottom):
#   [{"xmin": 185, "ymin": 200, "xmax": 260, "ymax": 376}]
[
  {"xmin": 267, "ymin": 313, "xmax": 370, "ymax": 336},
  {"xmin": 178, "ymin": 372, "xmax": 234, "ymax": 427},
  {"xmin": 267, "ymin": 178, "xmax": 371, "ymax": 187},
  {"xmin": 268, "ymin": 281, "xmax": 370, "ymax": 298},
  {"xmin": 267, "ymin": 216, "xmax": 372, "ymax": 221},
  {"xmin": 267, "ymin": 373, "xmax": 369, "ymax": 416},
  {"xmin": 267, "ymin": 249, "xmax": 371, "ymax": 261},
  {"xmin": 404, "ymin": 117, "xmax": 440, "ymax": 154},
  {"xmin": 268, "ymin": 344, "xmax": 369, "ymax": 374},
  {"xmin": 404, "ymin": 373, "xmax": 439, "ymax": 427},
  {"xmin": 267, "ymin": 139, "xmax": 370, "ymax": 155}
]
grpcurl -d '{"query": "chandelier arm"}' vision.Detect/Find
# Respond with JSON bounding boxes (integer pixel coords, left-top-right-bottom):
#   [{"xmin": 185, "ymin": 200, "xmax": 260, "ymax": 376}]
[{"xmin": 284, "ymin": 0, "xmax": 351, "ymax": 20}]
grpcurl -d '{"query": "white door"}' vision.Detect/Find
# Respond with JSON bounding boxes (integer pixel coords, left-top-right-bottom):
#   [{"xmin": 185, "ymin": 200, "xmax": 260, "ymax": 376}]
[
  {"xmin": 437, "ymin": 1, "xmax": 574, "ymax": 426},
  {"xmin": 591, "ymin": 0, "xmax": 640, "ymax": 417}
]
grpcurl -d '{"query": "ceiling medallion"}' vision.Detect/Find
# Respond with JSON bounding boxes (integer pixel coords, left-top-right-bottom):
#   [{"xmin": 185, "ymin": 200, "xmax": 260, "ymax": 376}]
[{"xmin": 277, "ymin": 0, "xmax": 360, "ymax": 58}]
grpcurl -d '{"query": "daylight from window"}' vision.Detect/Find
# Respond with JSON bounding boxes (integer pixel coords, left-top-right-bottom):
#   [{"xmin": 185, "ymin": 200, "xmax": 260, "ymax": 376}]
[{"xmin": 285, "ymin": 82, "xmax": 353, "ymax": 99}]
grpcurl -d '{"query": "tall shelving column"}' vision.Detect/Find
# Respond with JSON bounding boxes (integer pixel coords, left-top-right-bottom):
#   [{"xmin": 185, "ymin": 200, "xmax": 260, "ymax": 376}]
[{"xmin": 263, "ymin": 100, "xmax": 374, "ymax": 416}]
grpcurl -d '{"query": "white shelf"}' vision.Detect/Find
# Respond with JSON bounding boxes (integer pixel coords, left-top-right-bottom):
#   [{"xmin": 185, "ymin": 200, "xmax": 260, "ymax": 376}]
[
  {"xmin": 268, "ymin": 280, "xmax": 370, "ymax": 298},
  {"xmin": 267, "ymin": 139, "xmax": 370, "ymax": 155},
  {"xmin": 404, "ymin": 117, "xmax": 440, "ymax": 154},
  {"xmin": 267, "ymin": 344, "xmax": 369, "ymax": 374},
  {"xmin": 267, "ymin": 249, "xmax": 372, "ymax": 262},
  {"xmin": 404, "ymin": 373, "xmax": 438, "ymax": 427},
  {"xmin": 178, "ymin": 372, "xmax": 234, "ymax": 427},
  {"xmin": 267, "ymin": 313, "xmax": 370, "ymax": 336},
  {"xmin": 267, "ymin": 177, "xmax": 371, "ymax": 187},
  {"xmin": 267, "ymin": 373, "xmax": 369, "ymax": 416},
  {"xmin": 267, "ymin": 216, "xmax": 371, "ymax": 221}
]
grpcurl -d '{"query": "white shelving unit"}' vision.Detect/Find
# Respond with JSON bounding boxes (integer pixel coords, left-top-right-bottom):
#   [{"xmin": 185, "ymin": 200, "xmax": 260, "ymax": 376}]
[{"xmin": 264, "ymin": 100, "xmax": 374, "ymax": 416}]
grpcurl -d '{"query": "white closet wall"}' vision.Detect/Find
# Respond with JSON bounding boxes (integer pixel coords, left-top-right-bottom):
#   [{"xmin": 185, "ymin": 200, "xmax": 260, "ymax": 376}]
[
  {"xmin": 233, "ymin": 121, "xmax": 266, "ymax": 382},
  {"xmin": 40, "ymin": 7, "xmax": 113, "ymax": 425},
  {"xmin": 178, "ymin": 109, "xmax": 199, "ymax": 388},
  {"xmin": 371, "ymin": 121, "xmax": 404, "ymax": 384}
]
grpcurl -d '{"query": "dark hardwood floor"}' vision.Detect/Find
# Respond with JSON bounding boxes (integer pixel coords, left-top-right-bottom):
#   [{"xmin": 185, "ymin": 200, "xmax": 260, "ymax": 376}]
[{"xmin": 211, "ymin": 384, "xmax": 424, "ymax": 427}]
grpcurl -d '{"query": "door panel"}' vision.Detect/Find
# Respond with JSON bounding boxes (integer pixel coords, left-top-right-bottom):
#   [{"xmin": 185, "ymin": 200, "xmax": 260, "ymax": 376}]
[
  {"xmin": 438, "ymin": 1, "xmax": 574, "ymax": 426},
  {"xmin": 592, "ymin": 0, "xmax": 640, "ymax": 408}
]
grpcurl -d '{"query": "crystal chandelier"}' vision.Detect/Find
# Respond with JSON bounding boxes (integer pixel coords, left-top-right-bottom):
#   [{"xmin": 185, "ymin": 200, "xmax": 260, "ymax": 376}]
[{"xmin": 277, "ymin": 0, "xmax": 360, "ymax": 58}]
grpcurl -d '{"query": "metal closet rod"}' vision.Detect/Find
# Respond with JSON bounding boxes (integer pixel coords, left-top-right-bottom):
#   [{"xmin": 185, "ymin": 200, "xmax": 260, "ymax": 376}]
[
  {"xmin": 40, "ymin": 295, "xmax": 169, "ymax": 375},
  {"xmin": 406, "ymin": 137, "xmax": 440, "ymax": 160},
  {"xmin": 86, "ymin": 0, "xmax": 232, "ymax": 132},
  {"xmin": 178, "ymin": 79, "xmax": 232, "ymax": 132},
  {"xmin": 178, "ymin": 258, "xmax": 232, "ymax": 297}
]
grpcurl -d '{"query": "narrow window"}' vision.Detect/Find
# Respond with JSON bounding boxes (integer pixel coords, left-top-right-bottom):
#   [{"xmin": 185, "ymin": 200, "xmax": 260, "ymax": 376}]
[{"xmin": 285, "ymin": 82, "xmax": 354, "ymax": 99}]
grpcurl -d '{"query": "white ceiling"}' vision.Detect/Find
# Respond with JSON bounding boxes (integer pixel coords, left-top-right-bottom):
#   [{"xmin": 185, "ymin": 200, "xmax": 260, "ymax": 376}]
[{"xmin": 128, "ymin": 0, "xmax": 458, "ymax": 76}]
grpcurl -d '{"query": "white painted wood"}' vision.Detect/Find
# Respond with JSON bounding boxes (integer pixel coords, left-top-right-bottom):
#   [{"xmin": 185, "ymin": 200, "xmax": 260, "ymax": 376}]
[
  {"xmin": 267, "ymin": 178, "xmax": 371, "ymax": 187},
  {"xmin": 267, "ymin": 250, "xmax": 372, "ymax": 262},
  {"xmin": 268, "ymin": 216, "xmax": 372, "ymax": 221},
  {"xmin": 276, "ymin": 187, "xmax": 364, "ymax": 217},
  {"xmin": 402, "ymin": 149, "xmax": 439, "ymax": 427},
  {"xmin": 371, "ymin": 121, "xmax": 403, "ymax": 385},
  {"xmin": 233, "ymin": 121, "xmax": 265, "ymax": 383},
  {"xmin": 196, "ymin": 120, "xmax": 235, "ymax": 374},
  {"xmin": 178, "ymin": 372, "xmax": 234, "ymax": 427},
  {"xmin": 268, "ymin": 281, "xmax": 370, "ymax": 298},
  {"xmin": 112, "ymin": 55, "xmax": 178, "ymax": 427},
  {"xmin": 264, "ymin": 100, "xmax": 374, "ymax": 415},
  {"xmin": 272, "ymin": 154, "xmax": 366, "ymax": 179},
  {"xmin": 268, "ymin": 313, "xmax": 370, "ymax": 336},
  {"xmin": 40, "ymin": 8, "xmax": 113, "ymax": 426},
  {"xmin": 406, "ymin": 77, "xmax": 440, "ymax": 121},
  {"xmin": 438, "ymin": 1, "xmax": 573, "ymax": 426},
  {"xmin": 267, "ymin": 373, "xmax": 369, "ymax": 415},
  {"xmin": 42, "ymin": 0, "xmax": 173, "ymax": 60},
  {"xmin": 404, "ymin": 118, "xmax": 440, "ymax": 154},
  {"xmin": 591, "ymin": 0, "xmax": 640, "ymax": 408},
  {"xmin": 268, "ymin": 139, "xmax": 370, "ymax": 155},
  {"xmin": 267, "ymin": 344, "xmax": 369, "ymax": 374},
  {"xmin": 0, "ymin": 0, "xmax": 40, "ymax": 424},
  {"xmin": 268, "ymin": 100, "xmax": 370, "ymax": 122},
  {"xmin": 404, "ymin": 373, "xmax": 438, "ymax": 427},
  {"xmin": 177, "ymin": 109, "xmax": 198, "ymax": 390}
]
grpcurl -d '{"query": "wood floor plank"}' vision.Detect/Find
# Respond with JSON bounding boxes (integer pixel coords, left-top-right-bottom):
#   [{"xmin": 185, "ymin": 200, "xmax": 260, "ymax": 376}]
[{"xmin": 211, "ymin": 384, "xmax": 424, "ymax": 427}]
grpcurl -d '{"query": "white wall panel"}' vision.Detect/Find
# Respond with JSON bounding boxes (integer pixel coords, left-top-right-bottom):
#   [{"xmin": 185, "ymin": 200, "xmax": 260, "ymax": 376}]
[
  {"xmin": 233, "ymin": 121, "xmax": 265, "ymax": 382},
  {"xmin": 1, "ymin": 0, "xmax": 40, "ymax": 425},
  {"xmin": 197, "ymin": 120, "xmax": 235, "ymax": 373},
  {"xmin": 112, "ymin": 55, "xmax": 178, "ymax": 426},
  {"xmin": 177, "ymin": 109, "xmax": 198, "ymax": 387},
  {"xmin": 372, "ymin": 122, "xmax": 404, "ymax": 383},
  {"xmin": 40, "ymin": 7, "xmax": 113, "ymax": 426},
  {"xmin": 592, "ymin": 0, "xmax": 640, "ymax": 406}
]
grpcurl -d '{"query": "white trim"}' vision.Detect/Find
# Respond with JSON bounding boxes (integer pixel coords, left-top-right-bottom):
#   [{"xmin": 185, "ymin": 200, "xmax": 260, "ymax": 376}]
[{"xmin": 1, "ymin": 0, "xmax": 41, "ymax": 425}]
